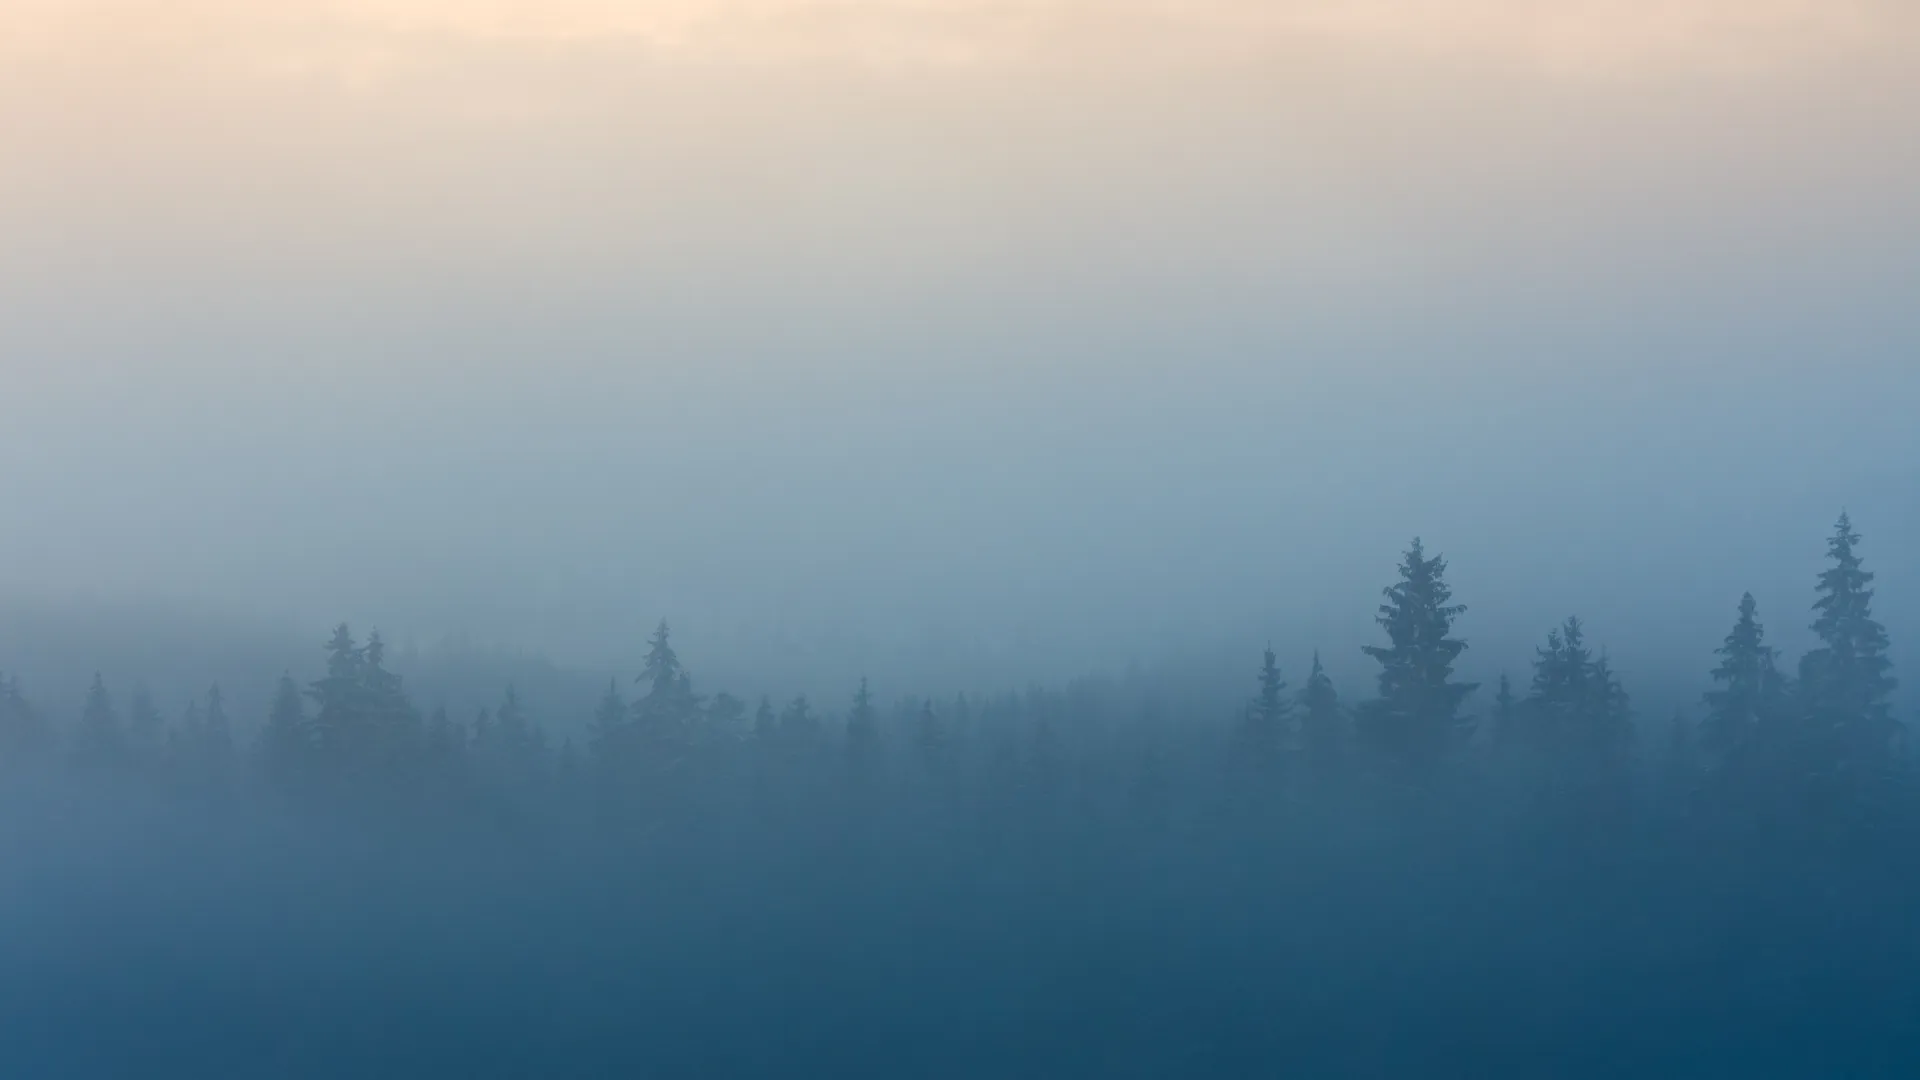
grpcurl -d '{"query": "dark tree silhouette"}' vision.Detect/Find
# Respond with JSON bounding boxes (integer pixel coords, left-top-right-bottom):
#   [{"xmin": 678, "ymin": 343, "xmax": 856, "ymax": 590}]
[
  {"xmin": 1358, "ymin": 539, "xmax": 1477, "ymax": 769},
  {"xmin": 1702, "ymin": 593, "xmax": 1782, "ymax": 766},
  {"xmin": 1799, "ymin": 514, "xmax": 1900, "ymax": 799},
  {"xmin": 1236, "ymin": 645, "xmax": 1292, "ymax": 771},
  {"xmin": 1298, "ymin": 651, "xmax": 1345, "ymax": 768},
  {"xmin": 845, "ymin": 677, "xmax": 881, "ymax": 782}
]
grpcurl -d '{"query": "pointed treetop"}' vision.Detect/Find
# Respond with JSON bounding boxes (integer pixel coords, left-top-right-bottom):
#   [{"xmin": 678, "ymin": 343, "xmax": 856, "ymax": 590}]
[
  {"xmin": 1358, "ymin": 538, "xmax": 1476, "ymax": 763},
  {"xmin": 640, "ymin": 620, "xmax": 685, "ymax": 699}
]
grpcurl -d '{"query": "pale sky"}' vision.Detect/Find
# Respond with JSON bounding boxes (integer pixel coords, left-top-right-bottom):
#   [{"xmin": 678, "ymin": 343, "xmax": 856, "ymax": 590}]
[{"xmin": 1, "ymin": 0, "xmax": 1916, "ymax": 695}]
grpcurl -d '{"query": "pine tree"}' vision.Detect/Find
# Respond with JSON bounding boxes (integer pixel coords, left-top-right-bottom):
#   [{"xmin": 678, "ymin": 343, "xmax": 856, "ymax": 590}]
[
  {"xmin": 845, "ymin": 677, "xmax": 881, "ymax": 779},
  {"xmin": 360, "ymin": 630, "xmax": 422, "ymax": 773},
  {"xmin": 74, "ymin": 673, "xmax": 123, "ymax": 767},
  {"xmin": 308, "ymin": 624, "xmax": 365, "ymax": 769},
  {"xmin": 1298, "ymin": 651, "xmax": 1345, "ymax": 764},
  {"xmin": 1357, "ymin": 539, "xmax": 1477, "ymax": 768},
  {"xmin": 1702, "ymin": 593, "xmax": 1779, "ymax": 764},
  {"xmin": 633, "ymin": 621, "xmax": 694, "ymax": 768},
  {"xmin": 1588, "ymin": 651, "xmax": 1633, "ymax": 757},
  {"xmin": 638, "ymin": 621, "xmax": 685, "ymax": 705},
  {"xmin": 1800, "ymin": 514, "xmax": 1899, "ymax": 787},
  {"xmin": 1529, "ymin": 619, "xmax": 1589, "ymax": 720},
  {"xmin": 1525, "ymin": 617, "xmax": 1633, "ymax": 763},
  {"xmin": 1236, "ymin": 646, "xmax": 1292, "ymax": 769}
]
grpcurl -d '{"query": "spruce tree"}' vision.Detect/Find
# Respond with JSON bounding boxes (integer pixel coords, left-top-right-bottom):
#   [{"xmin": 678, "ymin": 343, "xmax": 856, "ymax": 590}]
[
  {"xmin": 845, "ymin": 677, "xmax": 882, "ymax": 782},
  {"xmin": 308, "ymin": 624, "xmax": 364, "ymax": 770},
  {"xmin": 1529, "ymin": 620, "xmax": 1590, "ymax": 719},
  {"xmin": 1358, "ymin": 539, "xmax": 1477, "ymax": 768},
  {"xmin": 1298, "ymin": 651, "xmax": 1345, "ymax": 765},
  {"xmin": 1588, "ymin": 651, "xmax": 1633, "ymax": 755},
  {"xmin": 360, "ymin": 631, "xmax": 421, "ymax": 773},
  {"xmin": 1800, "ymin": 514, "xmax": 1899, "ymax": 784},
  {"xmin": 633, "ymin": 621, "xmax": 694, "ymax": 768},
  {"xmin": 638, "ymin": 621, "xmax": 685, "ymax": 705},
  {"xmin": 1237, "ymin": 646, "xmax": 1292, "ymax": 769},
  {"xmin": 1702, "ymin": 593, "xmax": 1778, "ymax": 764},
  {"xmin": 752, "ymin": 695, "xmax": 777, "ymax": 743},
  {"xmin": 1525, "ymin": 617, "xmax": 1633, "ymax": 763}
]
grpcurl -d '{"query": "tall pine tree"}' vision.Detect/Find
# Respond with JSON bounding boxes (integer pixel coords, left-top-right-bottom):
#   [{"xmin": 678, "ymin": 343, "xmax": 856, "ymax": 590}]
[
  {"xmin": 1702, "ymin": 593, "xmax": 1781, "ymax": 765},
  {"xmin": 1800, "ymin": 514, "xmax": 1900, "ymax": 796},
  {"xmin": 845, "ymin": 677, "xmax": 882, "ymax": 782},
  {"xmin": 1358, "ymin": 539, "xmax": 1477, "ymax": 769},
  {"xmin": 1298, "ymin": 651, "xmax": 1345, "ymax": 766},
  {"xmin": 1236, "ymin": 646, "xmax": 1292, "ymax": 769},
  {"xmin": 308, "ymin": 624, "xmax": 365, "ymax": 770}
]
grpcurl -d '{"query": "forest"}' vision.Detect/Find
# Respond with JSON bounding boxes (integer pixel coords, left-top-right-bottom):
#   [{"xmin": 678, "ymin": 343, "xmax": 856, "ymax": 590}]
[{"xmin": 0, "ymin": 513, "xmax": 1912, "ymax": 1078}]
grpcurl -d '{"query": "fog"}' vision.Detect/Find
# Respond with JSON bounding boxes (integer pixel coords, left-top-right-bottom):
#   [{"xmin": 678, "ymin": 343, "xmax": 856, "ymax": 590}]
[
  {"xmin": 2, "ymin": 4, "xmax": 1920, "ymax": 1074},
  {"xmin": 4, "ymin": 0, "xmax": 1918, "ymax": 697}
]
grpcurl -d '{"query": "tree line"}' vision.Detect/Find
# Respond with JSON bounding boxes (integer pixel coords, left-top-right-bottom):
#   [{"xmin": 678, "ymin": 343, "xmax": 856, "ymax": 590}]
[{"xmin": 0, "ymin": 513, "xmax": 1901, "ymax": 841}]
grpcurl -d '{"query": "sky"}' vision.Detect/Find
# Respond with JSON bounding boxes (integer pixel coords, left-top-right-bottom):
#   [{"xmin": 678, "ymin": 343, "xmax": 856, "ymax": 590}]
[{"xmin": 1, "ymin": 0, "xmax": 1916, "ymax": 696}]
